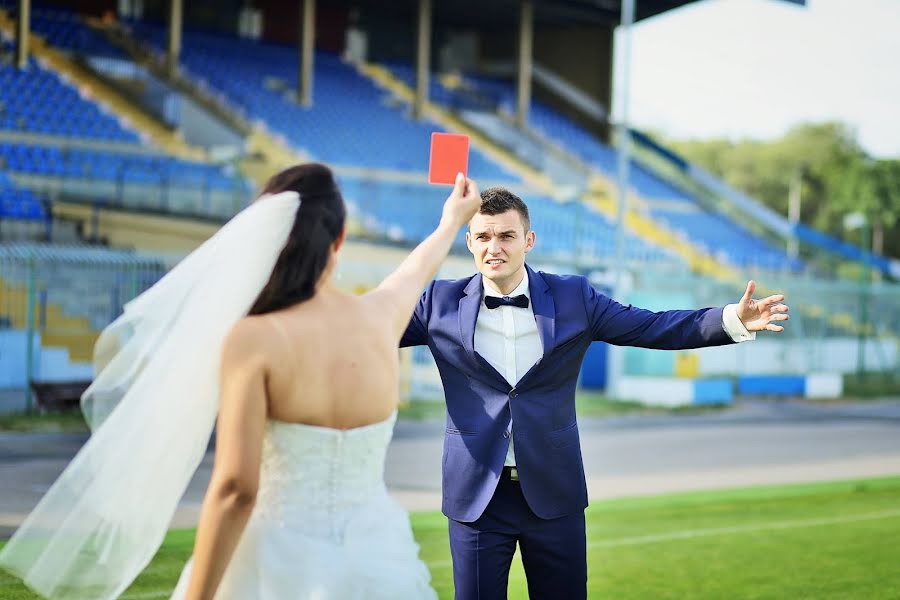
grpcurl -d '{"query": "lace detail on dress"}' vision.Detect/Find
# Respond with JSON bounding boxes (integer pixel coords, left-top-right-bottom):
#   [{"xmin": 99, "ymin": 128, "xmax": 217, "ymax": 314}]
[
  {"xmin": 169, "ymin": 408, "xmax": 436, "ymax": 599},
  {"xmin": 254, "ymin": 411, "xmax": 398, "ymax": 543}
]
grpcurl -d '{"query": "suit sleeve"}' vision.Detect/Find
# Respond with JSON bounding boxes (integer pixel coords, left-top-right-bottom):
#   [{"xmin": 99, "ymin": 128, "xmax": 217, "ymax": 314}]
[
  {"xmin": 581, "ymin": 278, "xmax": 733, "ymax": 349},
  {"xmin": 399, "ymin": 281, "xmax": 434, "ymax": 348}
]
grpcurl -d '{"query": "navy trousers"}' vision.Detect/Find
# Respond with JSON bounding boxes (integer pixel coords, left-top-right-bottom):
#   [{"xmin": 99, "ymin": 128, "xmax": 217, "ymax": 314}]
[{"xmin": 448, "ymin": 471, "xmax": 587, "ymax": 600}]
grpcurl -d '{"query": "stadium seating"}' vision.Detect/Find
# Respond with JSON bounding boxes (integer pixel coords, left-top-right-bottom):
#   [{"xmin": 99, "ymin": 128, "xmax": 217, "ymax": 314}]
[
  {"xmin": 383, "ymin": 64, "xmax": 799, "ymax": 271},
  {"xmin": 339, "ymin": 176, "xmax": 674, "ymax": 263},
  {"xmin": 0, "ymin": 51, "xmax": 139, "ymax": 142},
  {"xmin": 1, "ymin": 6, "xmax": 752, "ymax": 268},
  {"xmin": 2, "ymin": 8, "xmax": 677, "ymax": 263},
  {"xmin": 0, "ymin": 143, "xmax": 240, "ymax": 190},
  {"xmin": 125, "ymin": 23, "xmax": 520, "ymax": 182},
  {"xmin": 0, "ymin": 29, "xmax": 250, "ymax": 218},
  {"xmin": 115, "ymin": 22, "xmax": 681, "ymax": 263}
]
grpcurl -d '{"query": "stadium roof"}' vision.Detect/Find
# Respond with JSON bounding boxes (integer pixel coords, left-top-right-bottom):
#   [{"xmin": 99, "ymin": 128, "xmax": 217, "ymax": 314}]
[{"xmin": 343, "ymin": 0, "xmax": 699, "ymax": 29}]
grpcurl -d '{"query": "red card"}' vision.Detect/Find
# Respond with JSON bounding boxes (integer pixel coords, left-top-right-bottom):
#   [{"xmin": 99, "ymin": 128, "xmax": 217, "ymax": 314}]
[{"xmin": 428, "ymin": 132, "xmax": 469, "ymax": 185}]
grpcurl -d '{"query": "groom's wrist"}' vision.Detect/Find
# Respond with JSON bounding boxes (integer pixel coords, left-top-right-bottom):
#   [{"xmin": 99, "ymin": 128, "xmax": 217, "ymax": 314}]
[{"xmin": 722, "ymin": 304, "xmax": 755, "ymax": 342}]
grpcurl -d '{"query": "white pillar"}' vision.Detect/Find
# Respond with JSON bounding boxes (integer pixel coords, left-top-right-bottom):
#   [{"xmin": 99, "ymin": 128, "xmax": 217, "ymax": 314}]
[{"xmin": 607, "ymin": 0, "xmax": 635, "ymax": 399}]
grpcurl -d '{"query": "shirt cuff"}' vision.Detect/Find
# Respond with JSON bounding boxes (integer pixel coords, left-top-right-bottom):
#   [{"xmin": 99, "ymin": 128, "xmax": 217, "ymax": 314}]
[{"xmin": 722, "ymin": 304, "xmax": 756, "ymax": 342}]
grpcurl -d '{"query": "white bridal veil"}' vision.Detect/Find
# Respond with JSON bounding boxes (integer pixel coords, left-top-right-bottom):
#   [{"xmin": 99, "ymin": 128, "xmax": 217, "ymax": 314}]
[{"xmin": 0, "ymin": 191, "xmax": 301, "ymax": 599}]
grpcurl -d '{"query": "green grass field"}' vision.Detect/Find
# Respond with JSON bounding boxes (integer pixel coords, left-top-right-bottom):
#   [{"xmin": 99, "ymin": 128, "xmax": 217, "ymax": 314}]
[{"xmin": 2, "ymin": 477, "xmax": 898, "ymax": 599}]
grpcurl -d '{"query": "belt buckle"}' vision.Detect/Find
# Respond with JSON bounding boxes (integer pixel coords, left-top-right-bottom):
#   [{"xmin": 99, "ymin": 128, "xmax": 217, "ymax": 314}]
[{"xmin": 509, "ymin": 467, "xmax": 519, "ymax": 482}]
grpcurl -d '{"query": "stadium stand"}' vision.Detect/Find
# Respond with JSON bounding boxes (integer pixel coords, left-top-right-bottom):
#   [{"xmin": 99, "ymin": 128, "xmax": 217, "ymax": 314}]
[
  {"xmin": 383, "ymin": 63, "xmax": 798, "ymax": 271},
  {"xmin": 123, "ymin": 22, "xmax": 521, "ymax": 181},
  {"xmin": 0, "ymin": 35, "xmax": 249, "ymax": 218},
  {"xmin": 99, "ymin": 19, "xmax": 678, "ymax": 263}
]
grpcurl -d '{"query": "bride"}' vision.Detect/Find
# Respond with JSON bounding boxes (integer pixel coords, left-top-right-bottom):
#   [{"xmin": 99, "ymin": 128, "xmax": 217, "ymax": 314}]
[{"xmin": 0, "ymin": 163, "xmax": 481, "ymax": 599}]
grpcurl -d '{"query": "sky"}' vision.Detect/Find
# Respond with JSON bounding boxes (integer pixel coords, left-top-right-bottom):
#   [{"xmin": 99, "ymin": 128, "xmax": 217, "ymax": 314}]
[{"xmin": 613, "ymin": 0, "xmax": 900, "ymax": 158}]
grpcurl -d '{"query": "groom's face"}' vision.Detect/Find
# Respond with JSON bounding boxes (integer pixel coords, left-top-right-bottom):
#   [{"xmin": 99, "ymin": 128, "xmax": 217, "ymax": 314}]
[{"xmin": 466, "ymin": 210, "xmax": 535, "ymax": 292}]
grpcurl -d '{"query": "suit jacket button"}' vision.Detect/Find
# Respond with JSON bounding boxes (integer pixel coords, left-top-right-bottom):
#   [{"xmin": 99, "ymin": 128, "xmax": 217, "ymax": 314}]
[
  {"xmin": 509, "ymin": 391, "xmax": 518, "ymax": 398},
  {"xmin": 503, "ymin": 430, "xmax": 510, "ymax": 438}
]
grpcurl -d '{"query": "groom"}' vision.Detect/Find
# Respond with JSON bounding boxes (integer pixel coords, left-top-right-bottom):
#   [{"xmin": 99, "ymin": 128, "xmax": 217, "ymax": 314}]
[{"xmin": 400, "ymin": 187, "xmax": 789, "ymax": 599}]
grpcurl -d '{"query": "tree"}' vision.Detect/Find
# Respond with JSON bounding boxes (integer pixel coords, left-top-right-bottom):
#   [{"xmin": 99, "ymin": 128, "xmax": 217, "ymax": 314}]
[{"xmin": 667, "ymin": 122, "xmax": 900, "ymax": 261}]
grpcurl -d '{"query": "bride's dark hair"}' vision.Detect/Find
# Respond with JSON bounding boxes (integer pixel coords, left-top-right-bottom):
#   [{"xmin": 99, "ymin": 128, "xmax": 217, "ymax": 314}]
[{"xmin": 248, "ymin": 163, "xmax": 346, "ymax": 315}]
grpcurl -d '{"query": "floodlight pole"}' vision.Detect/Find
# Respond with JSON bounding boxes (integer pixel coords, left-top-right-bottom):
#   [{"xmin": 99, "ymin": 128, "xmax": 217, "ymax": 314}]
[{"xmin": 606, "ymin": 0, "xmax": 635, "ymax": 399}]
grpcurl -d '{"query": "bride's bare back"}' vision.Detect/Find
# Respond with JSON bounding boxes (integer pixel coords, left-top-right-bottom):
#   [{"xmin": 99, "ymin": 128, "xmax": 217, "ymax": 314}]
[{"xmin": 259, "ymin": 288, "xmax": 402, "ymax": 429}]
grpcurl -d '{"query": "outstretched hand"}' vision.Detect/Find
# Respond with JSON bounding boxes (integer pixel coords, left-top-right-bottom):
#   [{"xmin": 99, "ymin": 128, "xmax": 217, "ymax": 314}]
[
  {"xmin": 441, "ymin": 172, "xmax": 481, "ymax": 229},
  {"xmin": 736, "ymin": 280, "xmax": 790, "ymax": 333}
]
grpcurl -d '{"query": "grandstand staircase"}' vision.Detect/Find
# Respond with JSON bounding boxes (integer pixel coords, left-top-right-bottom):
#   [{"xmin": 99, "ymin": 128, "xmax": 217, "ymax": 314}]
[{"xmin": 0, "ymin": 9, "xmax": 204, "ymax": 162}]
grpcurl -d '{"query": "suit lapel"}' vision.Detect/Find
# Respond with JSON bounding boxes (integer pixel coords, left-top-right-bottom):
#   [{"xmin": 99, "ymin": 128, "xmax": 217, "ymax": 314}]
[
  {"xmin": 458, "ymin": 273, "xmax": 512, "ymax": 391},
  {"xmin": 527, "ymin": 264, "xmax": 556, "ymax": 358},
  {"xmin": 458, "ymin": 274, "xmax": 482, "ymax": 361}
]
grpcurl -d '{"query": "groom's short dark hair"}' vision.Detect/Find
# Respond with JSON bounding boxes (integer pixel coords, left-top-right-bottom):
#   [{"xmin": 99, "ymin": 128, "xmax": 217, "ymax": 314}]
[{"xmin": 477, "ymin": 187, "xmax": 530, "ymax": 232}]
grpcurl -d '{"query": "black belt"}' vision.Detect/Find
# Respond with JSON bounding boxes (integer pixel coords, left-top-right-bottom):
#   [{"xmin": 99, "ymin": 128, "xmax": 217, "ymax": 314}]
[{"xmin": 502, "ymin": 466, "xmax": 519, "ymax": 482}]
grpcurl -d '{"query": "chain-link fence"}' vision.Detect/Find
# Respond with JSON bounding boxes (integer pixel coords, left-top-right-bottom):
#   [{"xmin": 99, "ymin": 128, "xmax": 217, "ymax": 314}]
[
  {"xmin": 0, "ymin": 244, "xmax": 167, "ymax": 409},
  {"xmin": 2, "ymin": 241, "xmax": 897, "ymax": 412},
  {"xmin": 612, "ymin": 265, "xmax": 900, "ymax": 377}
]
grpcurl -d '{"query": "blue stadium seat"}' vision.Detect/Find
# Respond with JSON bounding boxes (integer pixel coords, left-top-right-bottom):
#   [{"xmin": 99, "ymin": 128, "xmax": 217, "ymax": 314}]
[{"xmin": 125, "ymin": 23, "xmax": 520, "ymax": 182}]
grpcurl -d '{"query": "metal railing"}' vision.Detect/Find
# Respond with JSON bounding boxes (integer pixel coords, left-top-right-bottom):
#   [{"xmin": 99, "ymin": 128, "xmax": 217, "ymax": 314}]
[{"xmin": 0, "ymin": 243, "xmax": 167, "ymax": 409}]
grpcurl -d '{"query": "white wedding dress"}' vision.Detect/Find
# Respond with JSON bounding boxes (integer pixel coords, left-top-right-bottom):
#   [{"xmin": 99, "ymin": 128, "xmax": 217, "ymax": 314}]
[{"xmin": 170, "ymin": 410, "xmax": 437, "ymax": 599}]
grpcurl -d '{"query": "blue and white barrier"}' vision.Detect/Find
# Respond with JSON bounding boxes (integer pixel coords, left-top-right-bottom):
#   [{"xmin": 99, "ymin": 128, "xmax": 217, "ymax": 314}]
[
  {"xmin": 618, "ymin": 372, "xmax": 844, "ymax": 406},
  {"xmin": 617, "ymin": 377, "xmax": 733, "ymax": 407},
  {"xmin": 737, "ymin": 373, "xmax": 843, "ymax": 398}
]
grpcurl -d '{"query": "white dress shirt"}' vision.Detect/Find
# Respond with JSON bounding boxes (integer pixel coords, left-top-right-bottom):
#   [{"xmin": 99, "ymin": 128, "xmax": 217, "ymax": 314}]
[
  {"xmin": 474, "ymin": 270, "xmax": 542, "ymax": 467},
  {"xmin": 474, "ymin": 270, "xmax": 754, "ymax": 467}
]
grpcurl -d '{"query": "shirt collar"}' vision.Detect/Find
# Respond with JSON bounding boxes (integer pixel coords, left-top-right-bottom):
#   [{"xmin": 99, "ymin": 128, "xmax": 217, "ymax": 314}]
[{"xmin": 482, "ymin": 269, "xmax": 530, "ymax": 299}]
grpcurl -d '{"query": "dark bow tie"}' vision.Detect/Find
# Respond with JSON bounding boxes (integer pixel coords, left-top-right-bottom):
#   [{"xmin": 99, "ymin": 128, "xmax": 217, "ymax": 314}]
[{"xmin": 484, "ymin": 294, "xmax": 530, "ymax": 310}]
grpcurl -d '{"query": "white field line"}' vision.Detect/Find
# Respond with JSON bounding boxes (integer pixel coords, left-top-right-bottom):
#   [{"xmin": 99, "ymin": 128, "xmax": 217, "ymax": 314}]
[
  {"xmin": 110, "ymin": 508, "xmax": 900, "ymax": 590},
  {"xmin": 425, "ymin": 508, "xmax": 900, "ymax": 569}
]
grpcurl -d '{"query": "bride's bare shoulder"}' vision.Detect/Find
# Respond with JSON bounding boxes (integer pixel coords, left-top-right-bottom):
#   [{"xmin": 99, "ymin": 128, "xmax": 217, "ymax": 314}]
[{"xmin": 220, "ymin": 315, "xmax": 282, "ymax": 363}]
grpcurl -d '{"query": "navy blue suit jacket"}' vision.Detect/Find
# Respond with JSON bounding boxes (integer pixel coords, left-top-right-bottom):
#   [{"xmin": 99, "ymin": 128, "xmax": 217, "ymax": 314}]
[{"xmin": 400, "ymin": 265, "xmax": 733, "ymax": 522}]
